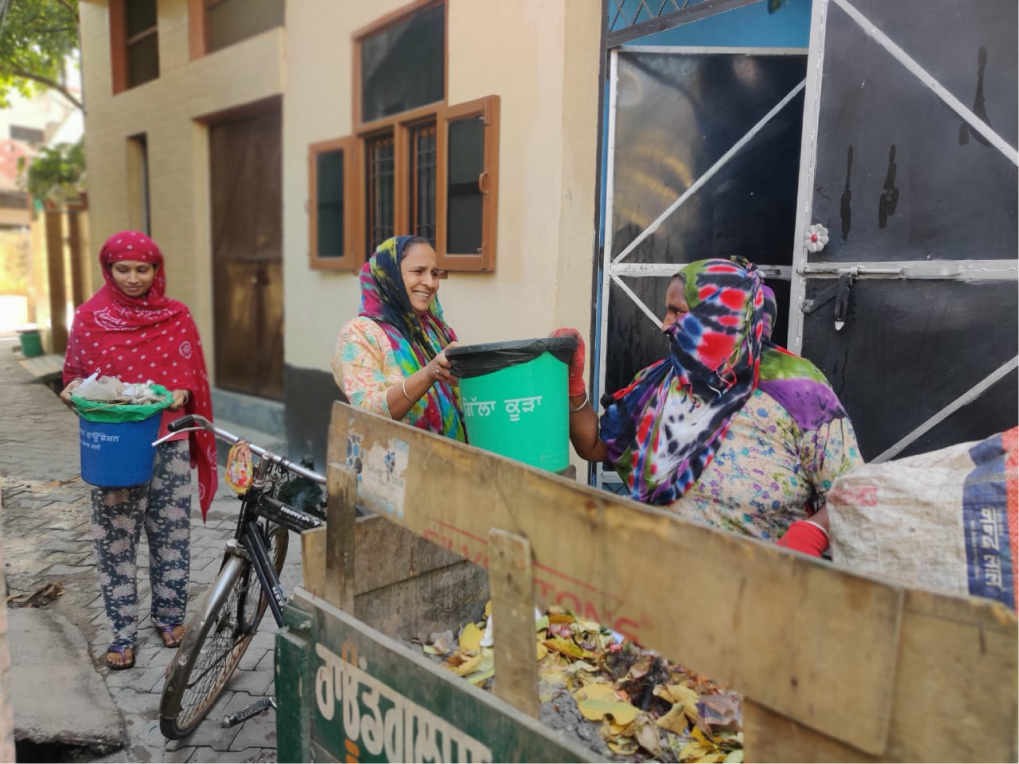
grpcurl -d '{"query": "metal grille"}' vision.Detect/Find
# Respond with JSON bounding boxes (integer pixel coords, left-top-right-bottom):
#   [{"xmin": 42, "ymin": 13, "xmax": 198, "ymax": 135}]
[
  {"xmin": 607, "ymin": 0, "xmax": 692, "ymax": 32},
  {"xmin": 409, "ymin": 122, "xmax": 437, "ymax": 246},
  {"xmin": 366, "ymin": 133, "xmax": 394, "ymax": 253},
  {"xmin": 604, "ymin": 0, "xmax": 763, "ymax": 47}
]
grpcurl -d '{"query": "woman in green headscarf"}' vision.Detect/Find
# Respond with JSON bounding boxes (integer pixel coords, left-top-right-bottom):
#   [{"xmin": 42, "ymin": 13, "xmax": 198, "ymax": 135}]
[{"xmin": 332, "ymin": 236, "xmax": 466, "ymax": 441}]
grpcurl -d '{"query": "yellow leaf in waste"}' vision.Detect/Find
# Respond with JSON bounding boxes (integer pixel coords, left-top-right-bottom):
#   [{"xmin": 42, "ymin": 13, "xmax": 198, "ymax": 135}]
[
  {"xmin": 564, "ymin": 659, "xmax": 599, "ymax": 674},
  {"xmin": 423, "ymin": 645, "xmax": 443, "ymax": 655},
  {"xmin": 602, "ymin": 718, "xmax": 635, "ymax": 737},
  {"xmin": 635, "ymin": 715, "xmax": 662, "ymax": 756},
  {"xmin": 536, "ymin": 642, "xmax": 549, "ymax": 661},
  {"xmin": 538, "ymin": 665, "xmax": 567, "ymax": 686},
  {"xmin": 575, "ymin": 697, "xmax": 640, "ymax": 725},
  {"xmin": 574, "ymin": 683, "xmax": 637, "ymax": 725},
  {"xmin": 695, "ymin": 754, "xmax": 725, "ymax": 763},
  {"xmin": 549, "ymin": 611, "xmax": 576, "ymax": 624},
  {"xmin": 534, "ymin": 615, "xmax": 550, "ymax": 632},
  {"xmin": 691, "ymin": 726, "xmax": 711, "ymax": 745},
  {"xmin": 607, "ymin": 737, "xmax": 638, "ymax": 755},
  {"xmin": 452, "ymin": 654, "xmax": 482, "ymax": 676},
  {"xmin": 723, "ymin": 750, "xmax": 744, "ymax": 763},
  {"xmin": 574, "ymin": 682, "xmax": 619, "ymax": 703},
  {"xmin": 657, "ymin": 704, "xmax": 689, "ymax": 736},
  {"xmin": 575, "ymin": 617, "xmax": 600, "ymax": 632},
  {"xmin": 484, "ymin": 600, "xmax": 491, "ymax": 617},
  {"xmin": 543, "ymin": 637, "xmax": 591, "ymax": 660},
  {"xmin": 660, "ymin": 684, "xmax": 700, "ymax": 720},
  {"xmin": 459, "ymin": 622, "xmax": 483, "ymax": 652},
  {"xmin": 467, "ymin": 667, "xmax": 495, "ymax": 685},
  {"xmin": 679, "ymin": 741, "xmax": 711, "ymax": 761},
  {"xmin": 654, "ymin": 685, "xmax": 675, "ymax": 703}
]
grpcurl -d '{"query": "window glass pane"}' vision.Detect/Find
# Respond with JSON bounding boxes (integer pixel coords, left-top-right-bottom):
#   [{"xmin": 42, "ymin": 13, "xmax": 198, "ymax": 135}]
[
  {"xmin": 410, "ymin": 122, "xmax": 437, "ymax": 246},
  {"xmin": 446, "ymin": 114, "xmax": 484, "ymax": 254},
  {"xmin": 207, "ymin": 0, "xmax": 285, "ymax": 53},
  {"xmin": 127, "ymin": 33, "xmax": 160, "ymax": 88},
  {"xmin": 366, "ymin": 134, "xmax": 395, "ymax": 254},
  {"xmin": 125, "ymin": 0, "xmax": 157, "ymax": 38},
  {"xmin": 360, "ymin": 4, "xmax": 444, "ymax": 123},
  {"xmin": 10, "ymin": 125, "xmax": 44, "ymax": 144},
  {"xmin": 127, "ymin": 134, "xmax": 151, "ymax": 236},
  {"xmin": 316, "ymin": 149, "xmax": 345, "ymax": 257}
]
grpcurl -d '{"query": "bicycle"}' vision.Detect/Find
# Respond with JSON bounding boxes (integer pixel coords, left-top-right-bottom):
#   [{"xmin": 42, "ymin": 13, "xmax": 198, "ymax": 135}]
[{"xmin": 155, "ymin": 414, "xmax": 326, "ymax": 740}]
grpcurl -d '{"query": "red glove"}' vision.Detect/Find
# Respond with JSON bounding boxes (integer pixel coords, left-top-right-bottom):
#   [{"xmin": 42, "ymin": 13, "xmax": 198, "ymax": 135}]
[
  {"xmin": 550, "ymin": 327, "xmax": 586, "ymax": 397},
  {"xmin": 776, "ymin": 521, "xmax": 829, "ymax": 558}
]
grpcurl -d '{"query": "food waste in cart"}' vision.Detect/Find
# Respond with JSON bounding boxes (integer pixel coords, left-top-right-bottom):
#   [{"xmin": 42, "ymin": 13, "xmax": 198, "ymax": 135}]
[{"xmin": 414, "ymin": 605, "xmax": 743, "ymax": 762}]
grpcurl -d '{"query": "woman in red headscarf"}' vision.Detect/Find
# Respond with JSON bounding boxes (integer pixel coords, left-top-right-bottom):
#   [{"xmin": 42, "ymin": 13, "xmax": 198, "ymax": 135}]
[{"xmin": 61, "ymin": 230, "xmax": 217, "ymax": 670}]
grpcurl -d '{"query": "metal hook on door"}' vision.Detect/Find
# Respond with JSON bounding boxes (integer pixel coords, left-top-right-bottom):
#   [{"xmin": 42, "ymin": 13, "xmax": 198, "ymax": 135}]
[
  {"xmin": 833, "ymin": 272, "xmax": 855, "ymax": 331},
  {"xmin": 800, "ymin": 268, "xmax": 858, "ymax": 331}
]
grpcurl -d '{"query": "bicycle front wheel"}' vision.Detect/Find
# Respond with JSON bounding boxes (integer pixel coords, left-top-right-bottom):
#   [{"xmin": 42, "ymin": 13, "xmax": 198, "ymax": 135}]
[{"xmin": 159, "ymin": 525, "xmax": 288, "ymax": 739}]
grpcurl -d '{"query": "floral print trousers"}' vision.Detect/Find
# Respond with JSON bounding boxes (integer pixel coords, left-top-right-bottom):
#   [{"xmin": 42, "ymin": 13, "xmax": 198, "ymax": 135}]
[{"xmin": 91, "ymin": 441, "xmax": 192, "ymax": 650}]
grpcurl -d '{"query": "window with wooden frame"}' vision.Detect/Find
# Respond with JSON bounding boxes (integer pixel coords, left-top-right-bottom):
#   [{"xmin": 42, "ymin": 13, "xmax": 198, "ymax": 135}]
[
  {"xmin": 110, "ymin": 0, "xmax": 159, "ymax": 94},
  {"xmin": 307, "ymin": 1, "xmax": 500, "ymax": 273},
  {"xmin": 308, "ymin": 136, "xmax": 360, "ymax": 270},
  {"xmin": 187, "ymin": 0, "xmax": 285, "ymax": 59},
  {"xmin": 436, "ymin": 96, "xmax": 499, "ymax": 272}
]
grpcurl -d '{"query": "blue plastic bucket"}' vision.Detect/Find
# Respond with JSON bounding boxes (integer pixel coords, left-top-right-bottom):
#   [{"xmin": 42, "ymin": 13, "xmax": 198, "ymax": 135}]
[{"xmin": 79, "ymin": 416, "xmax": 162, "ymax": 488}]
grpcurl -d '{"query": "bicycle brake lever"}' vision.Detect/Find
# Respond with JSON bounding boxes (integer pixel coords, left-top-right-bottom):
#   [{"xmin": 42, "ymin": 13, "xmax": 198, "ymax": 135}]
[{"xmin": 152, "ymin": 427, "xmax": 206, "ymax": 447}]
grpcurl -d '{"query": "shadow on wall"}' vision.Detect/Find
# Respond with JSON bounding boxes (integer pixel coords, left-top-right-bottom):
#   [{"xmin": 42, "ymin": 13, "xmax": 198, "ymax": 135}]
[{"xmin": 284, "ymin": 364, "xmax": 349, "ymax": 472}]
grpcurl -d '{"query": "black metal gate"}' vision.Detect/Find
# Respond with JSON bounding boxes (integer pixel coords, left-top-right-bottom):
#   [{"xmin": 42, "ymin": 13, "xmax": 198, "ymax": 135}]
[
  {"xmin": 789, "ymin": 0, "xmax": 1018, "ymax": 461},
  {"xmin": 595, "ymin": 0, "xmax": 1018, "ymax": 488}
]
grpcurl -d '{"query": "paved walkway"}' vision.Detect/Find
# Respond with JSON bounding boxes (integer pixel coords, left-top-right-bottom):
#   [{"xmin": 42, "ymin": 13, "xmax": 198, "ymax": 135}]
[{"xmin": 0, "ymin": 337, "xmax": 301, "ymax": 762}]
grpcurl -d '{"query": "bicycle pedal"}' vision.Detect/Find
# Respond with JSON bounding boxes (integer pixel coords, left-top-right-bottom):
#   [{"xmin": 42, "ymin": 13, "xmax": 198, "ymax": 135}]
[{"xmin": 221, "ymin": 696, "xmax": 276, "ymax": 728}]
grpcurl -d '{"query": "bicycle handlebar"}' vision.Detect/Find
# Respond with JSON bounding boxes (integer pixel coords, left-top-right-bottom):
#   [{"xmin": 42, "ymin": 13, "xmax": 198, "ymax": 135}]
[{"xmin": 158, "ymin": 414, "xmax": 325, "ymax": 485}]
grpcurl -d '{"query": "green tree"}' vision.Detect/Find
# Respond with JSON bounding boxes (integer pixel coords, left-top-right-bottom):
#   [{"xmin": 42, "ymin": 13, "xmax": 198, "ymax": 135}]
[
  {"xmin": 0, "ymin": 0, "xmax": 81, "ymax": 110},
  {"xmin": 17, "ymin": 139, "xmax": 85, "ymax": 203}
]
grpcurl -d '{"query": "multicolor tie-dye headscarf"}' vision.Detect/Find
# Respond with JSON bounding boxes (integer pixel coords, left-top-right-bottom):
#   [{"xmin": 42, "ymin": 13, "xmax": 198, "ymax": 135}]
[
  {"xmin": 601, "ymin": 259, "xmax": 849, "ymax": 506},
  {"xmin": 600, "ymin": 258, "xmax": 768, "ymax": 505},
  {"xmin": 358, "ymin": 236, "xmax": 466, "ymax": 441}
]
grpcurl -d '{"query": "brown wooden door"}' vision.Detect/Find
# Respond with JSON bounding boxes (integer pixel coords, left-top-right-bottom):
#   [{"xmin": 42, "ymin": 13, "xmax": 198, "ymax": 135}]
[{"xmin": 209, "ymin": 107, "xmax": 284, "ymax": 399}]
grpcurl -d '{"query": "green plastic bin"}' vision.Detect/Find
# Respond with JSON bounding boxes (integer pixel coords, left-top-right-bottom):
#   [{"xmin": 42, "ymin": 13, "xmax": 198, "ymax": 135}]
[
  {"xmin": 17, "ymin": 329, "xmax": 43, "ymax": 358},
  {"xmin": 447, "ymin": 338, "xmax": 576, "ymax": 472}
]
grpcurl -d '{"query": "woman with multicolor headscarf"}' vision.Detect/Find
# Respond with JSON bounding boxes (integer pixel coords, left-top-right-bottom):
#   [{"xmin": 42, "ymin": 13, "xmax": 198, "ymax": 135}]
[
  {"xmin": 554, "ymin": 258, "xmax": 862, "ymax": 557},
  {"xmin": 332, "ymin": 236, "xmax": 466, "ymax": 441},
  {"xmin": 61, "ymin": 230, "xmax": 217, "ymax": 670}
]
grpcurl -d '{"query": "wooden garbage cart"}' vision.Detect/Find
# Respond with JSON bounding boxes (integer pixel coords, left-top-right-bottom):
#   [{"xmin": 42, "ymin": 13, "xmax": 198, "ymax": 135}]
[{"xmin": 275, "ymin": 402, "xmax": 1018, "ymax": 763}]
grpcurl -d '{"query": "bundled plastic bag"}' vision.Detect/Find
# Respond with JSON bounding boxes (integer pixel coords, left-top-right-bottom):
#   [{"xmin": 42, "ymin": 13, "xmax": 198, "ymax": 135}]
[
  {"xmin": 829, "ymin": 427, "xmax": 1017, "ymax": 611},
  {"xmin": 447, "ymin": 337, "xmax": 576, "ymax": 379}
]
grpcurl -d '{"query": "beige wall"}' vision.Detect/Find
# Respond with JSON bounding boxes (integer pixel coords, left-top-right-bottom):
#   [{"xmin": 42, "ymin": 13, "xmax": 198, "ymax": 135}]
[
  {"xmin": 283, "ymin": 0, "xmax": 601, "ymax": 373},
  {"xmin": 81, "ymin": 0, "xmax": 603, "ymax": 399},
  {"xmin": 79, "ymin": 0, "xmax": 285, "ymax": 375}
]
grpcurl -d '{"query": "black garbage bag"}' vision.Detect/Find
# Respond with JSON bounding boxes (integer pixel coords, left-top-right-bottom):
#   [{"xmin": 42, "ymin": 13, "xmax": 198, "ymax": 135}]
[{"xmin": 446, "ymin": 337, "xmax": 577, "ymax": 379}]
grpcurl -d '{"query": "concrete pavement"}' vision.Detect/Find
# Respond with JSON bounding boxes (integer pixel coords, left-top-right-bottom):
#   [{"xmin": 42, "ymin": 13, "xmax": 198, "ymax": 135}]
[{"xmin": 0, "ymin": 337, "xmax": 301, "ymax": 762}]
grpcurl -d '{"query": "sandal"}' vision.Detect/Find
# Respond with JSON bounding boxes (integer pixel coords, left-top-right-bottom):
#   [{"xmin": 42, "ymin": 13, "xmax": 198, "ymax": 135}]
[
  {"xmin": 156, "ymin": 624, "xmax": 185, "ymax": 649},
  {"xmin": 105, "ymin": 645, "xmax": 135, "ymax": 671}
]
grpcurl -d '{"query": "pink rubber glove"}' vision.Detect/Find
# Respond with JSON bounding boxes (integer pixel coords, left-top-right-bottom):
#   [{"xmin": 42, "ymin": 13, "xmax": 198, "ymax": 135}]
[
  {"xmin": 550, "ymin": 327, "xmax": 586, "ymax": 398},
  {"xmin": 776, "ymin": 521, "xmax": 829, "ymax": 558}
]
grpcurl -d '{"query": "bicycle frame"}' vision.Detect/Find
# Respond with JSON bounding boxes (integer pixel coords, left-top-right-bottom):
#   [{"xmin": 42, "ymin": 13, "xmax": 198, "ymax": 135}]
[{"xmin": 155, "ymin": 414, "xmax": 325, "ymax": 627}]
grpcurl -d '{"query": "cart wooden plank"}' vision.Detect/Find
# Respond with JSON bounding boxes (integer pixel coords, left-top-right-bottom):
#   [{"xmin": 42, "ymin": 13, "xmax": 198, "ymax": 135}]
[
  {"xmin": 301, "ymin": 519, "xmax": 488, "ymax": 641},
  {"xmin": 323, "ymin": 402, "xmax": 1018, "ymax": 761},
  {"xmin": 488, "ymin": 529, "xmax": 539, "ymax": 717}
]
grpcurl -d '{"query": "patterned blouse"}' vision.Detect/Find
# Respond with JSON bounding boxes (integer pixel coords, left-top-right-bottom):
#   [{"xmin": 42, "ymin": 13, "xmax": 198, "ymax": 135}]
[
  {"xmin": 667, "ymin": 387, "xmax": 863, "ymax": 541},
  {"xmin": 332, "ymin": 317, "xmax": 400, "ymax": 418}
]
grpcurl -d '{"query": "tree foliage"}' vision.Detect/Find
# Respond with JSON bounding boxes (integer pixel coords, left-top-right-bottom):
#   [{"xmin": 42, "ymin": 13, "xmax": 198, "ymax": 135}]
[
  {"xmin": 0, "ymin": 0, "xmax": 81, "ymax": 109},
  {"xmin": 17, "ymin": 139, "xmax": 85, "ymax": 203}
]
